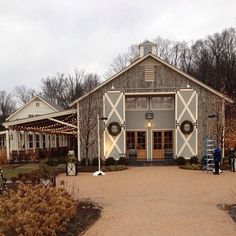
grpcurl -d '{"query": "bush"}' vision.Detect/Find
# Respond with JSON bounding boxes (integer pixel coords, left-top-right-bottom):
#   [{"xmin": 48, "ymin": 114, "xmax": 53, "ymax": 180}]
[
  {"xmin": 105, "ymin": 157, "xmax": 116, "ymax": 166},
  {"xmin": 102, "ymin": 165, "xmax": 128, "ymax": 172},
  {"xmin": 91, "ymin": 158, "xmax": 98, "ymax": 166},
  {"xmin": 176, "ymin": 156, "xmax": 186, "ymax": 166},
  {"xmin": 189, "ymin": 156, "xmax": 198, "ymax": 165},
  {"xmin": 117, "ymin": 157, "xmax": 128, "ymax": 165},
  {"xmin": 181, "ymin": 163, "xmax": 201, "ymax": 170},
  {"xmin": 0, "ymin": 184, "xmax": 77, "ymax": 236},
  {"xmin": 80, "ymin": 158, "xmax": 90, "ymax": 166}
]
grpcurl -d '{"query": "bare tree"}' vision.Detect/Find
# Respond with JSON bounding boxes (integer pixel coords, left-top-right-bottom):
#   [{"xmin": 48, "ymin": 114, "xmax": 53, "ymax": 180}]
[
  {"xmin": 0, "ymin": 91, "xmax": 16, "ymax": 123},
  {"xmin": 14, "ymin": 85, "xmax": 37, "ymax": 105},
  {"xmin": 79, "ymin": 73, "xmax": 101, "ymax": 165},
  {"xmin": 41, "ymin": 69, "xmax": 89, "ymax": 108}
]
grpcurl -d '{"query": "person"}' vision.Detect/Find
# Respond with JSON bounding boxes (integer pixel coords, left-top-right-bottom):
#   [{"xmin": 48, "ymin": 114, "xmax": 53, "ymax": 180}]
[
  {"xmin": 213, "ymin": 147, "xmax": 221, "ymax": 175},
  {"xmin": 228, "ymin": 147, "xmax": 235, "ymax": 171}
]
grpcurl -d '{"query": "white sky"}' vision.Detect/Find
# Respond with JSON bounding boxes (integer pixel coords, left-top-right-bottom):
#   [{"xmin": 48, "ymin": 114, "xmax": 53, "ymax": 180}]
[{"xmin": 0, "ymin": 0, "xmax": 236, "ymax": 92}]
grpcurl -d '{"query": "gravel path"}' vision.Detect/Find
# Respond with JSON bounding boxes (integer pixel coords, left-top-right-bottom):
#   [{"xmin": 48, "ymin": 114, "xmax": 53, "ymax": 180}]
[{"xmin": 57, "ymin": 167, "xmax": 236, "ymax": 236}]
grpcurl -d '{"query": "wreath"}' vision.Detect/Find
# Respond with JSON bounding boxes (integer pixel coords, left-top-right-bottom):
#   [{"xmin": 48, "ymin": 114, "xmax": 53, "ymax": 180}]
[
  {"xmin": 107, "ymin": 121, "xmax": 122, "ymax": 136},
  {"xmin": 180, "ymin": 120, "xmax": 194, "ymax": 135}
]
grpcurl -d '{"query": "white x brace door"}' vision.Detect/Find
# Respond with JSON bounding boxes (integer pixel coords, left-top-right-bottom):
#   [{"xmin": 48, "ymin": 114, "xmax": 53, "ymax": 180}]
[
  {"xmin": 175, "ymin": 89, "xmax": 198, "ymax": 158},
  {"xmin": 103, "ymin": 91, "xmax": 125, "ymax": 159}
]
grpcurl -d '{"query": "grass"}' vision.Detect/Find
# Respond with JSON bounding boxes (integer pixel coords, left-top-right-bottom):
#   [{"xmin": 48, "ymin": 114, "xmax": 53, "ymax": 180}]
[{"xmin": 2, "ymin": 163, "xmax": 40, "ymax": 179}]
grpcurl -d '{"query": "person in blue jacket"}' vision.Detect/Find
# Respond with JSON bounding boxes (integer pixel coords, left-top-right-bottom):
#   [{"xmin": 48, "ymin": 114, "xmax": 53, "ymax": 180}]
[{"xmin": 213, "ymin": 147, "xmax": 221, "ymax": 175}]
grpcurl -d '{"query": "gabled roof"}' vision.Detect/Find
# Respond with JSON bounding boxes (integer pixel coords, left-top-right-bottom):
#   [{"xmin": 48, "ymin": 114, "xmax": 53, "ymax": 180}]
[
  {"xmin": 70, "ymin": 53, "xmax": 233, "ymax": 106},
  {"xmin": 6, "ymin": 95, "xmax": 64, "ymax": 121},
  {"xmin": 139, "ymin": 40, "xmax": 156, "ymax": 48}
]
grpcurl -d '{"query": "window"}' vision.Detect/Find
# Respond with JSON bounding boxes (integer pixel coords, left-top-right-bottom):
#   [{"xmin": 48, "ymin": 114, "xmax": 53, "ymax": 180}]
[
  {"xmin": 151, "ymin": 96, "xmax": 174, "ymax": 110},
  {"xmin": 36, "ymin": 102, "xmax": 40, "ymax": 107},
  {"xmin": 153, "ymin": 132, "xmax": 162, "ymax": 150},
  {"xmin": 164, "ymin": 131, "xmax": 173, "ymax": 149},
  {"xmin": 35, "ymin": 134, "xmax": 40, "ymax": 148},
  {"xmin": 144, "ymin": 46, "xmax": 152, "ymax": 55},
  {"xmin": 137, "ymin": 97, "xmax": 147, "ymax": 109},
  {"xmin": 28, "ymin": 114, "xmax": 34, "ymax": 118},
  {"xmin": 0, "ymin": 136, "xmax": 5, "ymax": 146},
  {"xmin": 137, "ymin": 132, "xmax": 146, "ymax": 149},
  {"xmin": 151, "ymin": 96, "xmax": 162, "ymax": 109},
  {"xmin": 126, "ymin": 97, "xmax": 136, "ymax": 109},
  {"xmin": 126, "ymin": 132, "xmax": 135, "ymax": 149},
  {"xmin": 28, "ymin": 134, "xmax": 33, "ymax": 149},
  {"xmin": 163, "ymin": 96, "xmax": 174, "ymax": 109},
  {"xmin": 126, "ymin": 96, "xmax": 147, "ymax": 110},
  {"xmin": 42, "ymin": 134, "xmax": 46, "ymax": 148}
]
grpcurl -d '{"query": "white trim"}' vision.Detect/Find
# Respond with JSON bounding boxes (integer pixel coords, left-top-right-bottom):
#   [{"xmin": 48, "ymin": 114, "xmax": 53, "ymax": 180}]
[
  {"xmin": 125, "ymin": 92, "xmax": 176, "ymax": 96},
  {"xmin": 123, "ymin": 92, "xmax": 126, "ymax": 155},
  {"xmin": 6, "ymin": 130, "xmax": 10, "ymax": 161},
  {"xmin": 70, "ymin": 54, "xmax": 233, "ymax": 106},
  {"xmin": 0, "ymin": 130, "xmax": 7, "ymax": 135},
  {"xmin": 48, "ymin": 118, "xmax": 77, "ymax": 128},
  {"xmin": 6, "ymin": 96, "xmax": 60, "ymax": 121}
]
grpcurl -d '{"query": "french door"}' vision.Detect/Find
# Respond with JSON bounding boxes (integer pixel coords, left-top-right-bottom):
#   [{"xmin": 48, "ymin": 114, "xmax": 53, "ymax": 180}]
[
  {"xmin": 126, "ymin": 131, "xmax": 147, "ymax": 160},
  {"xmin": 153, "ymin": 130, "xmax": 173, "ymax": 159}
]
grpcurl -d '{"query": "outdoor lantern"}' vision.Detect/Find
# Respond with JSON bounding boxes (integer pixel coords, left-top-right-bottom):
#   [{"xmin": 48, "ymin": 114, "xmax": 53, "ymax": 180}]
[{"xmin": 66, "ymin": 150, "xmax": 77, "ymax": 176}]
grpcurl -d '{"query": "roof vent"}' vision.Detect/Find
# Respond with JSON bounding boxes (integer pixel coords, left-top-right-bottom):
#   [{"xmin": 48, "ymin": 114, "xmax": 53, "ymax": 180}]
[{"xmin": 139, "ymin": 40, "xmax": 156, "ymax": 57}]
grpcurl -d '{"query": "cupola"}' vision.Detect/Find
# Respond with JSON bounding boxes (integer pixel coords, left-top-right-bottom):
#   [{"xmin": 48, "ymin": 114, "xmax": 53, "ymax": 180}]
[{"xmin": 139, "ymin": 40, "xmax": 156, "ymax": 57}]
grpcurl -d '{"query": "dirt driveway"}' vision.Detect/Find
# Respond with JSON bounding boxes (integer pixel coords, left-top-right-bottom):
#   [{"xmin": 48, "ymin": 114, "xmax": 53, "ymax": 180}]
[{"xmin": 57, "ymin": 167, "xmax": 236, "ymax": 236}]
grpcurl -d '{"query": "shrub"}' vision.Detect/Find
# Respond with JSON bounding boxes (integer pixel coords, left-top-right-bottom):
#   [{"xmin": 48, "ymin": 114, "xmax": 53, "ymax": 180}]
[
  {"xmin": 182, "ymin": 163, "xmax": 201, "ymax": 170},
  {"xmin": 176, "ymin": 156, "xmax": 186, "ymax": 166},
  {"xmin": 189, "ymin": 156, "xmax": 198, "ymax": 165},
  {"xmin": 117, "ymin": 157, "xmax": 128, "ymax": 165},
  {"xmin": 91, "ymin": 158, "xmax": 98, "ymax": 166},
  {"xmin": 0, "ymin": 184, "xmax": 77, "ymax": 236},
  {"xmin": 102, "ymin": 165, "xmax": 128, "ymax": 172},
  {"xmin": 105, "ymin": 157, "xmax": 116, "ymax": 166},
  {"xmin": 80, "ymin": 158, "xmax": 90, "ymax": 166},
  {"xmin": 0, "ymin": 149, "xmax": 7, "ymax": 165},
  {"xmin": 10, "ymin": 176, "xmax": 18, "ymax": 183}
]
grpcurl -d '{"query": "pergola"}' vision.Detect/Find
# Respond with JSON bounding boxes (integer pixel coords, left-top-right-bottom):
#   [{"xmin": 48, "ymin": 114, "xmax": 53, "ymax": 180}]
[{"xmin": 3, "ymin": 109, "xmax": 77, "ymax": 160}]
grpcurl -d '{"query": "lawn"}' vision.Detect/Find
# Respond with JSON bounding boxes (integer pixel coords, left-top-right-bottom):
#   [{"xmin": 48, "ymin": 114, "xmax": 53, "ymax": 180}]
[{"xmin": 2, "ymin": 163, "xmax": 40, "ymax": 179}]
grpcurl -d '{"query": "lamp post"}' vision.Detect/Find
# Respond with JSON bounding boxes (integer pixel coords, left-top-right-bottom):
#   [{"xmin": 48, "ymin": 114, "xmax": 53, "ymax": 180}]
[{"xmin": 93, "ymin": 114, "xmax": 107, "ymax": 176}]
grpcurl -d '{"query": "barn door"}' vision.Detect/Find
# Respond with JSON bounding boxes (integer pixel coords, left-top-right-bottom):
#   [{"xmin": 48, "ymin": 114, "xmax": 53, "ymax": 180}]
[
  {"xmin": 104, "ymin": 91, "xmax": 125, "ymax": 159},
  {"xmin": 175, "ymin": 89, "xmax": 198, "ymax": 158}
]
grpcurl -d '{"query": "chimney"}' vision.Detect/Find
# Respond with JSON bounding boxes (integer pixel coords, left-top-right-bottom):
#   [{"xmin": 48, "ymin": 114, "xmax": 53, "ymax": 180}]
[{"xmin": 139, "ymin": 40, "xmax": 156, "ymax": 57}]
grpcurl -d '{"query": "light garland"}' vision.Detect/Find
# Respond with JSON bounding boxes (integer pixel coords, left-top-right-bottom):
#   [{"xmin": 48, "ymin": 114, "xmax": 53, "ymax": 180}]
[{"xmin": 10, "ymin": 114, "xmax": 77, "ymax": 136}]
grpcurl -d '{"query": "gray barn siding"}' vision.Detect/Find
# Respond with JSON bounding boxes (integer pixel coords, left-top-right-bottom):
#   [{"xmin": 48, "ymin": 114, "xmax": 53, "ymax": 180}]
[{"xmin": 78, "ymin": 56, "xmax": 223, "ymax": 160}]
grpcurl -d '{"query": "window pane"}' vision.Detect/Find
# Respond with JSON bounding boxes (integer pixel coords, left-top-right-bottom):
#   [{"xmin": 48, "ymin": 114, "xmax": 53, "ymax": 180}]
[
  {"xmin": 126, "ymin": 97, "xmax": 136, "ymax": 109},
  {"xmin": 163, "ymin": 96, "xmax": 174, "ymax": 109},
  {"xmin": 137, "ymin": 97, "xmax": 147, "ymax": 109},
  {"xmin": 151, "ymin": 96, "xmax": 162, "ymax": 109}
]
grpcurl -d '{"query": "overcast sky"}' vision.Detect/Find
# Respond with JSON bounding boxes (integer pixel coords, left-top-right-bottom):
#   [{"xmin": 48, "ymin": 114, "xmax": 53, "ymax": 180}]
[{"xmin": 0, "ymin": 0, "xmax": 236, "ymax": 92}]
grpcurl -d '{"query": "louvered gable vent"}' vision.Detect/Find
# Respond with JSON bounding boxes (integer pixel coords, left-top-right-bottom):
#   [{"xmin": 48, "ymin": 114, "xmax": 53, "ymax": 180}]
[{"xmin": 145, "ymin": 65, "xmax": 155, "ymax": 81}]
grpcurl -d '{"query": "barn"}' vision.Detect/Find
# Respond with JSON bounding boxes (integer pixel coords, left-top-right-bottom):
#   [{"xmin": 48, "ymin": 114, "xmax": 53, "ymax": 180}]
[{"xmin": 71, "ymin": 41, "xmax": 232, "ymax": 163}]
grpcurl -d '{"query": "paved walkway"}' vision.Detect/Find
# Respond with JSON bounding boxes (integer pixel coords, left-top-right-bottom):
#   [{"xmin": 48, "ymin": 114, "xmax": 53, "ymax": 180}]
[{"xmin": 57, "ymin": 167, "xmax": 236, "ymax": 236}]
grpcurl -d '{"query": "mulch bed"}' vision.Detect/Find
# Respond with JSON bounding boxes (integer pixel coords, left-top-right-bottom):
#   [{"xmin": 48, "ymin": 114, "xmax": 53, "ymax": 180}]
[
  {"xmin": 229, "ymin": 206, "xmax": 236, "ymax": 223},
  {"xmin": 59, "ymin": 201, "xmax": 102, "ymax": 236}
]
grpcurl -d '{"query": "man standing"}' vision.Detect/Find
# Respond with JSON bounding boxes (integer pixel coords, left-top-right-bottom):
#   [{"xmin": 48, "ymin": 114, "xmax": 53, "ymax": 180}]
[
  {"xmin": 213, "ymin": 147, "xmax": 221, "ymax": 175},
  {"xmin": 228, "ymin": 147, "xmax": 235, "ymax": 171}
]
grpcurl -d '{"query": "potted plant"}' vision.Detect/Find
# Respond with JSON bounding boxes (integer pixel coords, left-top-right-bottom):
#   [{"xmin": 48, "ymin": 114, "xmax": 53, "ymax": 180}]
[
  {"xmin": 66, "ymin": 150, "xmax": 77, "ymax": 176},
  {"xmin": 39, "ymin": 159, "xmax": 53, "ymax": 187}
]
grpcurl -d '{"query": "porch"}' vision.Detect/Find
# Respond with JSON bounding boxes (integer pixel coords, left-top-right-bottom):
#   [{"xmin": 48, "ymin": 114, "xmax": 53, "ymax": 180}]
[{"xmin": 10, "ymin": 146, "xmax": 69, "ymax": 163}]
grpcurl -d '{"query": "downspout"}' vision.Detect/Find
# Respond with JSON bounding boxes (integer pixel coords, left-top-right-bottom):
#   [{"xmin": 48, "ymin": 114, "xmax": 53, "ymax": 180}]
[{"xmin": 77, "ymin": 103, "xmax": 80, "ymax": 161}]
